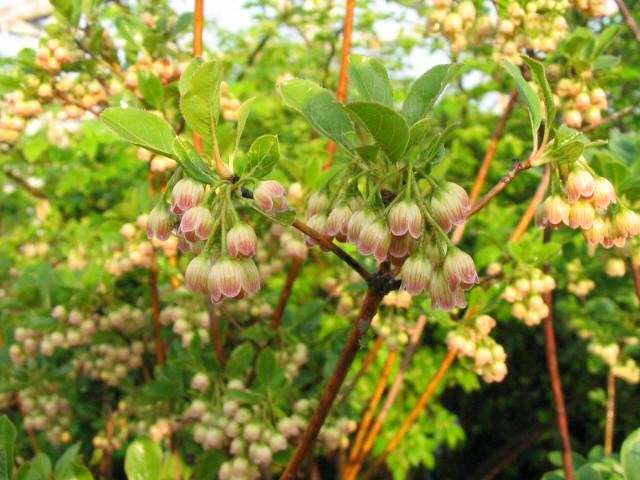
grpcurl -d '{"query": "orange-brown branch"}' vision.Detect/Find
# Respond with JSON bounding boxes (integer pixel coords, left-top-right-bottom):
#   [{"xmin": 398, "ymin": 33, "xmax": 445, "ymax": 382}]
[
  {"xmin": 338, "ymin": 336, "xmax": 384, "ymax": 407},
  {"xmin": 509, "ymin": 164, "xmax": 551, "ymax": 243}
]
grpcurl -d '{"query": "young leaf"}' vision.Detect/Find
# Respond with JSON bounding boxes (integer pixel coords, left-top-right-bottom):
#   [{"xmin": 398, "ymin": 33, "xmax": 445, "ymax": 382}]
[
  {"xmin": 502, "ymin": 60, "xmax": 542, "ymax": 138},
  {"xmin": 522, "ymin": 56, "xmax": 556, "ymax": 128},
  {"xmin": 54, "ymin": 443, "xmax": 81, "ymax": 477},
  {"xmin": 242, "ymin": 134, "xmax": 279, "ymax": 178},
  {"xmin": 137, "ymin": 71, "xmax": 165, "ymax": 111},
  {"xmin": 346, "ymin": 102, "xmax": 409, "ymax": 161},
  {"xmin": 101, "ymin": 108, "xmax": 176, "ymax": 157},
  {"xmin": 0, "ymin": 416, "xmax": 16, "ymax": 480},
  {"xmin": 402, "ymin": 64, "xmax": 459, "ymax": 125},
  {"xmin": 179, "ymin": 57, "xmax": 204, "ymax": 96},
  {"xmin": 256, "ymin": 347, "xmax": 277, "ymax": 383},
  {"xmin": 226, "ymin": 343, "xmax": 256, "ymax": 378},
  {"xmin": 349, "ymin": 54, "xmax": 393, "ymax": 106},
  {"xmin": 172, "ymin": 137, "xmax": 217, "ymax": 184},
  {"xmin": 230, "ymin": 97, "xmax": 256, "ymax": 163},
  {"xmin": 279, "ymin": 79, "xmax": 357, "ymax": 150},
  {"xmin": 180, "ymin": 60, "xmax": 224, "ymax": 142},
  {"xmin": 621, "ymin": 427, "xmax": 640, "ymax": 480},
  {"xmin": 125, "ymin": 437, "xmax": 163, "ymax": 480}
]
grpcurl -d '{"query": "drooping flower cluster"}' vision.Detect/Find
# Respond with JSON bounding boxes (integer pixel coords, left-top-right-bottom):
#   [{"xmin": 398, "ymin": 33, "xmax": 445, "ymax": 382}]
[
  {"xmin": 589, "ymin": 342, "xmax": 640, "ymax": 384},
  {"xmin": 159, "ymin": 306, "xmax": 210, "ymax": 347},
  {"xmin": 73, "ymin": 341, "xmax": 146, "ymax": 386},
  {"xmin": 566, "ymin": 258, "xmax": 596, "ymax": 298},
  {"xmin": 555, "ymin": 79, "xmax": 609, "ymax": 129},
  {"xmin": 502, "ymin": 269, "xmax": 556, "ymax": 326},
  {"xmin": 275, "ymin": 343, "xmax": 310, "ymax": 379},
  {"xmin": 446, "ymin": 315, "xmax": 508, "ymax": 383},
  {"xmin": 537, "ymin": 160, "xmax": 640, "ymax": 248},
  {"xmin": 427, "ymin": 0, "xmax": 493, "ymax": 53},
  {"xmin": 304, "ymin": 181, "xmax": 478, "ymax": 311},
  {"xmin": 18, "ymin": 384, "xmax": 73, "ymax": 446},
  {"xmin": 371, "ymin": 312, "xmax": 411, "ymax": 350}
]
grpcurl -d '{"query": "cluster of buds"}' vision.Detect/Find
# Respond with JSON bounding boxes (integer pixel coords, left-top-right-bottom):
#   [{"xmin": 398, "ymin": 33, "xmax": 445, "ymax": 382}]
[
  {"xmin": 371, "ymin": 312, "xmax": 411, "ymax": 350},
  {"xmin": 220, "ymin": 81, "xmax": 242, "ymax": 122},
  {"xmin": 123, "ymin": 54, "xmax": 183, "ymax": 93},
  {"xmin": 605, "ymin": 257, "xmax": 626, "ymax": 277},
  {"xmin": 303, "ymin": 181, "xmax": 477, "ymax": 311},
  {"xmin": 275, "ymin": 343, "xmax": 309, "ymax": 379},
  {"xmin": 19, "ymin": 242, "xmax": 49, "ymax": 258},
  {"xmin": 427, "ymin": 0, "xmax": 493, "ymax": 53},
  {"xmin": 588, "ymin": 342, "xmax": 640, "ymax": 384},
  {"xmin": 36, "ymin": 38, "xmax": 74, "ymax": 72},
  {"xmin": 73, "ymin": 341, "xmax": 146, "ymax": 386},
  {"xmin": 537, "ymin": 161, "xmax": 640, "ymax": 248},
  {"xmin": 0, "ymin": 91, "xmax": 41, "ymax": 144},
  {"xmin": 571, "ymin": 0, "xmax": 614, "ymax": 17},
  {"xmin": 0, "ymin": 113, "xmax": 26, "ymax": 144},
  {"xmin": 136, "ymin": 147, "xmax": 178, "ymax": 173},
  {"xmin": 566, "ymin": 259, "xmax": 596, "ymax": 297},
  {"xmin": 159, "ymin": 306, "xmax": 210, "ymax": 347},
  {"xmin": 492, "ymin": 0, "xmax": 569, "ymax": 64},
  {"xmin": 212, "ymin": 297, "xmax": 274, "ymax": 325},
  {"xmin": 446, "ymin": 315, "xmax": 508, "ymax": 383},
  {"xmin": 555, "ymin": 80, "xmax": 608, "ymax": 128},
  {"xmin": 502, "ymin": 269, "xmax": 555, "ymax": 326},
  {"xmin": 19, "ymin": 386, "xmax": 72, "ymax": 445},
  {"xmin": 93, "ymin": 402, "xmax": 137, "ymax": 451}
]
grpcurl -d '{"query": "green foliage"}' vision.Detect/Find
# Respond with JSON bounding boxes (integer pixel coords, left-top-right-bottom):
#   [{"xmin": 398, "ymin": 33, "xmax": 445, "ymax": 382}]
[{"xmin": 125, "ymin": 437, "xmax": 163, "ymax": 480}]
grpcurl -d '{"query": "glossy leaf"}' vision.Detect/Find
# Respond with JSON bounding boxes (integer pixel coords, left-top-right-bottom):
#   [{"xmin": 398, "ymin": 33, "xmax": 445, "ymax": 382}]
[
  {"xmin": 125, "ymin": 437, "xmax": 163, "ymax": 480},
  {"xmin": 349, "ymin": 54, "xmax": 393, "ymax": 106},
  {"xmin": 279, "ymin": 79, "xmax": 357, "ymax": 150},
  {"xmin": 0, "ymin": 416, "xmax": 16, "ymax": 480},
  {"xmin": 402, "ymin": 64, "xmax": 459, "ymax": 125},
  {"xmin": 347, "ymin": 102, "xmax": 409, "ymax": 161},
  {"xmin": 101, "ymin": 108, "xmax": 176, "ymax": 157},
  {"xmin": 178, "ymin": 57, "xmax": 204, "ymax": 96},
  {"xmin": 522, "ymin": 56, "xmax": 556, "ymax": 128},
  {"xmin": 180, "ymin": 60, "xmax": 224, "ymax": 141},
  {"xmin": 621, "ymin": 427, "xmax": 640, "ymax": 480},
  {"xmin": 137, "ymin": 71, "xmax": 164, "ymax": 111},
  {"xmin": 502, "ymin": 60, "xmax": 542, "ymax": 137},
  {"xmin": 230, "ymin": 97, "xmax": 256, "ymax": 163},
  {"xmin": 172, "ymin": 137, "xmax": 217, "ymax": 184}
]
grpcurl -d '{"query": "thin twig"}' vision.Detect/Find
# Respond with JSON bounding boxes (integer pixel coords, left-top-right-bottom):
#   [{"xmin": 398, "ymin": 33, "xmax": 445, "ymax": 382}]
[
  {"xmin": 452, "ymin": 90, "xmax": 518, "ymax": 243},
  {"xmin": 604, "ymin": 370, "xmax": 616, "ymax": 455},
  {"xmin": 271, "ymin": 256, "xmax": 304, "ymax": 329},
  {"xmin": 3, "ymin": 167, "xmax": 48, "ymax": 199},
  {"xmin": 614, "ymin": 0, "xmax": 640, "ymax": 42},
  {"xmin": 338, "ymin": 336, "xmax": 385, "ymax": 407},
  {"xmin": 509, "ymin": 164, "xmax": 551, "ymax": 242},
  {"xmin": 345, "ymin": 314, "xmax": 428, "ymax": 479},
  {"xmin": 542, "ymin": 230, "xmax": 575, "ymax": 480},
  {"xmin": 193, "ymin": 0, "xmax": 204, "ymax": 57},
  {"xmin": 324, "ymin": 0, "xmax": 356, "ymax": 170},
  {"xmin": 280, "ymin": 287, "xmax": 385, "ymax": 480}
]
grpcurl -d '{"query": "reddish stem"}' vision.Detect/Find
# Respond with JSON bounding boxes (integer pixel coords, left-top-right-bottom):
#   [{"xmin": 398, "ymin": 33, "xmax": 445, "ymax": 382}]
[
  {"xmin": 338, "ymin": 335, "xmax": 384, "ymax": 407},
  {"xmin": 271, "ymin": 256, "xmax": 304, "ymax": 329},
  {"xmin": 614, "ymin": 0, "xmax": 640, "ymax": 42},
  {"xmin": 509, "ymin": 164, "xmax": 550, "ymax": 243}
]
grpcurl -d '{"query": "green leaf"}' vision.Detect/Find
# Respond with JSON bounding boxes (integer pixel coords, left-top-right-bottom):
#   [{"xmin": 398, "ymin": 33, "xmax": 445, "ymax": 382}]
[
  {"xmin": 279, "ymin": 79, "xmax": 357, "ymax": 150},
  {"xmin": 240, "ymin": 326, "xmax": 276, "ymax": 342},
  {"xmin": 178, "ymin": 57, "xmax": 204, "ymax": 96},
  {"xmin": 137, "ymin": 71, "xmax": 165, "ymax": 111},
  {"xmin": 0, "ymin": 416, "xmax": 16, "ymax": 480},
  {"xmin": 50, "ymin": 0, "xmax": 81, "ymax": 26},
  {"xmin": 402, "ymin": 64, "xmax": 459, "ymax": 125},
  {"xmin": 25, "ymin": 454, "xmax": 51, "ymax": 480},
  {"xmin": 56, "ymin": 463, "xmax": 93, "ymax": 480},
  {"xmin": 256, "ymin": 347, "xmax": 277, "ymax": 383},
  {"xmin": 192, "ymin": 451, "xmax": 223, "ymax": 479},
  {"xmin": 576, "ymin": 464, "xmax": 602, "ymax": 480},
  {"xmin": 346, "ymin": 102, "xmax": 409, "ymax": 161},
  {"xmin": 230, "ymin": 97, "xmax": 256, "ymax": 163},
  {"xmin": 101, "ymin": 108, "xmax": 176, "ymax": 157},
  {"xmin": 225, "ymin": 343, "xmax": 256, "ymax": 378},
  {"xmin": 349, "ymin": 54, "xmax": 393, "ymax": 106},
  {"xmin": 502, "ymin": 60, "xmax": 542, "ymax": 138},
  {"xmin": 242, "ymin": 135, "xmax": 279, "ymax": 179},
  {"xmin": 172, "ymin": 137, "xmax": 216, "ymax": 184},
  {"xmin": 593, "ymin": 26, "xmax": 620, "ymax": 58},
  {"xmin": 125, "ymin": 437, "xmax": 163, "ymax": 480},
  {"xmin": 407, "ymin": 117, "xmax": 436, "ymax": 150},
  {"xmin": 180, "ymin": 60, "xmax": 224, "ymax": 142},
  {"xmin": 354, "ymin": 145, "xmax": 380, "ymax": 163},
  {"xmin": 621, "ymin": 427, "xmax": 640, "ymax": 480},
  {"xmin": 55, "ymin": 443, "xmax": 81, "ymax": 476},
  {"xmin": 522, "ymin": 56, "xmax": 556, "ymax": 128}
]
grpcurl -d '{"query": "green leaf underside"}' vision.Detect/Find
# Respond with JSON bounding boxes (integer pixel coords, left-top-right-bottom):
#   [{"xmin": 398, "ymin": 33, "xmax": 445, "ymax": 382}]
[
  {"xmin": 243, "ymin": 134, "xmax": 280, "ymax": 178},
  {"xmin": 347, "ymin": 101, "xmax": 409, "ymax": 161},
  {"xmin": 172, "ymin": 137, "xmax": 217, "ymax": 184},
  {"xmin": 502, "ymin": 60, "xmax": 542, "ymax": 136},
  {"xmin": 180, "ymin": 60, "xmax": 224, "ymax": 141},
  {"xmin": 403, "ymin": 64, "xmax": 459, "ymax": 125},
  {"xmin": 101, "ymin": 108, "xmax": 176, "ymax": 157},
  {"xmin": 349, "ymin": 54, "xmax": 393, "ymax": 106}
]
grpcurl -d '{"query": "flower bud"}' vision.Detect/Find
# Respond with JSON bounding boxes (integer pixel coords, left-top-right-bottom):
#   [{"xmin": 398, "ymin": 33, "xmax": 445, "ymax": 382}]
[
  {"xmin": 249, "ymin": 444, "xmax": 272, "ymax": 466},
  {"xmin": 357, "ymin": 220, "xmax": 391, "ymax": 263},
  {"xmin": 568, "ymin": 200, "xmax": 595, "ymax": 229},
  {"xmin": 307, "ymin": 192, "xmax": 330, "ymax": 217},
  {"xmin": 326, "ymin": 204, "xmax": 352, "ymax": 241},
  {"xmin": 614, "ymin": 208, "xmax": 640, "ymax": 238},
  {"xmin": 347, "ymin": 209, "xmax": 376, "ymax": 244},
  {"xmin": 583, "ymin": 215, "xmax": 605, "ymax": 246},
  {"xmin": 171, "ymin": 178, "xmax": 205, "ymax": 214},
  {"xmin": 566, "ymin": 167, "xmax": 595, "ymax": 203},
  {"xmin": 563, "ymin": 109, "xmax": 583, "ymax": 129},
  {"xmin": 227, "ymin": 222, "xmax": 257, "ymax": 257},
  {"xmin": 429, "ymin": 270, "xmax": 466, "ymax": 311},
  {"xmin": 592, "ymin": 176, "xmax": 616, "ymax": 209},
  {"xmin": 388, "ymin": 200, "xmax": 423, "ymax": 239},
  {"xmin": 185, "ymin": 255, "xmax": 212, "ymax": 293},
  {"xmin": 269, "ymin": 433, "xmax": 288, "ymax": 452},
  {"xmin": 537, "ymin": 195, "xmax": 569, "ymax": 228},
  {"xmin": 430, "ymin": 182, "xmax": 470, "ymax": 232},
  {"xmin": 305, "ymin": 213, "xmax": 328, "ymax": 247},
  {"xmin": 254, "ymin": 180, "xmax": 288, "ymax": 214},
  {"xmin": 443, "ymin": 248, "xmax": 478, "ymax": 290},
  {"xmin": 389, "ymin": 234, "xmax": 417, "ymax": 259},
  {"xmin": 400, "ymin": 254, "xmax": 432, "ymax": 295},
  {"xmin": 190, "ymin": 372, "xmax": 210, "ymax": 391},
  {"xmin": 179, "ymin": 206, "xmax": 214, "ymax": 241},
  {"xmin": 147, "ymin": 204, "xmax": 174, "ymax": 240}
]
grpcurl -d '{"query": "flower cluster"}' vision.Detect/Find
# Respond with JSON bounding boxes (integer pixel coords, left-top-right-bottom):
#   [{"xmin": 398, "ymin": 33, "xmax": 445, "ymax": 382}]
[
  {"xmin": 427, "ymin": 0, "xmax": 492, "ymax": 53},
  {"xmin": 137, "ymin": 147, "xmax": 178, "ymax": 173},
  {"xmin": 589, "ymin": 342, "xmax": 640, "ymax": 384},
  {"xmin": 537, "ymin": 161, "xmax": 640, "ymax": 248},
  {"xmin": 555, "ymin": 79, "xmax": 608, "ymax": 129},
  {"xmin": 36, "ymin": 38, "xmax": 75, "ymax": 73},
  {"xmin": 123, "ymin": 53, "xmax": 183, "ymax": 93},
  {"xmin": 502, "ymin": 269, "xmax": 555, "ymax": 326},
  {"xmin": 159, "ymin": 306, "xmax": 210, "ymax": 347},
  {"xmin": 566, "ymin": 259, "xmax": 596, "ymax": 298},
  {"xmin": 275, "ymin": 343, "xmax": 309, "ymax": 380},
  {"xmin": 446, "ymin": 315, "xmax": 508, "ymax": 383},
  {"xmin": 572, "ymin": 0, "xmax": 614, "ymax": 17},
  {"xmin": 73, "ymin": 341, "xmax": 146, "ymax": 386},
  {"xmin": 371, "ymin": 312, "xmax": 411, "ymax": 350},
  {"xmin": 303, "ymin": 181, "xmax": 477, "ymax": 311},
  {"xmin": 605, "ymin": 257, "xmax": 626, "ymax": 277},
  {"xmin": 19, "ymin": 385, "xmax": 73, "ymax": 446}
]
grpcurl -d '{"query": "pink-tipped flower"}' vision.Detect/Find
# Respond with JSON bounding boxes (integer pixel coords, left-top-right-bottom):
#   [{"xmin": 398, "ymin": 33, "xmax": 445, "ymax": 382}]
[
  {"xmin": 305, "ymin": 213, "xmax": 328, "ymax": 247},
  {"xmin": 592, "ymin": 176, "xmax": 616, "ymax": 209},
  {"xmin": 430, "ymin": 270, "xmax": 466, "ymax": 311},
  {"xmin": 208, "ymin": 257, "xmax": 247, "ymax": 302},
  {"xmin": 254, "ymin": 180, "xmax": 288, "ymax": 214},
  {"xmin": 400, "ymin": 254, "xmax": 432, "ymax": 295},
  {"xmin": 566, "ymin": 167, "xmax": 595, "ymax": 203},
  {"xmin": 347, "ymin": 209, "xmax": 376, "ymax": 244},
  {"xmin": 171, "ymin": 178, "xmax": 205, "ymax": 215},
  {"xmin": 239, "ymin": 258, "xmax": 261, "ymax": 296},
  {"xmin": 537, "ymin": 195, "xmax": 570, "ymax": 228},
  {"xmin": 614, "ymin": 208, "xmax": 640, "ymax": 238},
  {"xmin": 389, "ymin": 234, "xmax": 418, "ymax": 258},
  {"xmin": 388, "ymin": 200, "xmax": 423, "ymax": 239},
  {"xmin": 180, "ymin": 206, "xmax": 214, "ymax": 241},
  {"xmin": 227, "ymin": 222, "xmax": 257, "ymax": 257},
  {"xmin": 357, "ymin": 220, "xmax": 391, "ymax": 263},
  {"xmin": 443, "ymin": 248, "xmax": 478, "ymax": 290},
  {"xmin": 147, "ymin": 204, "xmax": 174, "ymax": 240},
  {"xmin": 583, "ymin": 216, "xmax": 605, "ymax": 246},
  {"xmin": 185, "ymin": 255, "xmax": 212, "ymax": 294},
  {"xmin": 568, "ymin": 200, "xmax": 595, "ymax": 230},
  {"xmin": 602, "ymin": 217, "xmax": 626, "ymax": 248},
  {"xmin": 307, "ymin": 192, "xmax": 330, "ymax": 217},
  {"xmin": 430, "ymin": 182, "xmax": 470, "ymax": 232},
  {"xmin": 326, "ymin": 204, "xmax": 352, "ymax": 242}
]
